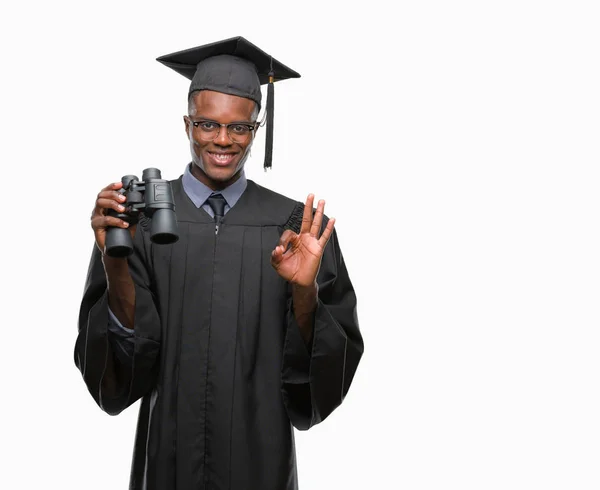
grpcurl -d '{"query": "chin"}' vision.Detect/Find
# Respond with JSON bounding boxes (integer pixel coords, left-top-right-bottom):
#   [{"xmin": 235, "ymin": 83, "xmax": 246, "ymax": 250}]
[
  {"xmin": 208, "ymin": 167, "xmax": 237, "ymax": 182},
  {"xmin": 194, "ymin": 160, "xmax": 238, "ymax": 182}
]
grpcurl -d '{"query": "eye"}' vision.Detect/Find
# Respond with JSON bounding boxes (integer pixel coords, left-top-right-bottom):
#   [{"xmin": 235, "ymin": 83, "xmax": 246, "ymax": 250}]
[
  {"xmin": 230, "ymin": 124, "xmax": 250, "ymax": 134},
  {"xmin": 197, "ymin": 121, "xmax": 218, "ymax": 131}
]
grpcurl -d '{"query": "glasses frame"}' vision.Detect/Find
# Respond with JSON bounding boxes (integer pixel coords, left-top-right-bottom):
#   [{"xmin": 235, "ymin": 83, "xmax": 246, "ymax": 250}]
[{"xmin": 187, "ymin": 117, "xmax": 258, "ymax": 144}]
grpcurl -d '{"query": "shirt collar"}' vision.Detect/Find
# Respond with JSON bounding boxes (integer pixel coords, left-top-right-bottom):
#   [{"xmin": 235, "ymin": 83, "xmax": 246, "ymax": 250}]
[{"xmin": 182, "ymin": 163, "xmax": 247, "ymax": 209}]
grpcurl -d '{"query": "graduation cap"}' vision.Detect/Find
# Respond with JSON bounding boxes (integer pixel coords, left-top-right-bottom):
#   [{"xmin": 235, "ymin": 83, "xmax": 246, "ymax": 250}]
[{"xmin": 157, "ymin": 36, "xmax": 300, "ymax": 170}]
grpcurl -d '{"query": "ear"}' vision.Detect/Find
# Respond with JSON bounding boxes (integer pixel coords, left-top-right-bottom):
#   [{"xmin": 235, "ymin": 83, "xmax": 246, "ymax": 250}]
[
  {"xmin": 252, "ymin": 101, "xmax": 260, "ymax": 136},
  {"xmin": 183, "ymin": 115, "xmax": 191, "ymax": 140}
]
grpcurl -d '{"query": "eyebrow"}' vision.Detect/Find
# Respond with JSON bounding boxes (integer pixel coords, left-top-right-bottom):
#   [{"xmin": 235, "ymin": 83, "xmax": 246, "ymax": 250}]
[{"xmin": 191, "ymin": 116, "xmax": 255, "ymax": 124}]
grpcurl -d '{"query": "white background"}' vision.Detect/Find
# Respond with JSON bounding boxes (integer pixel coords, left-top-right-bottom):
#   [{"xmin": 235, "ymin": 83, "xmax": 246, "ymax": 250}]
[{"xmin": 1, "ymin": 1, "xmax": 599, "ymax": 489}]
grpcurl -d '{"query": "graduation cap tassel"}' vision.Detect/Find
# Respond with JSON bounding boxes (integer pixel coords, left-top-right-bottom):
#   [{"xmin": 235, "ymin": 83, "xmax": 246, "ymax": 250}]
[{"xmin": 264, "ymin": 70, "xmax": 275, "ymax": 170}]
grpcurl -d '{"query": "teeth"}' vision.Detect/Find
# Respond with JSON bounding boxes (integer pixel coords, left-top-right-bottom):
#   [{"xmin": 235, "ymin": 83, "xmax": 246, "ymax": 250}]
[{"xmin": 212, "ymin": 153, "xmax": 232, "ymax": 161}]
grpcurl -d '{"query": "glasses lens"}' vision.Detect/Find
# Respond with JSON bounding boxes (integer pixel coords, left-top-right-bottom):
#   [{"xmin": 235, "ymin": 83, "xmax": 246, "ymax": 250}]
[
  {"xmin": 195, "ymin": 121, "xmax": 220, "ymax": 141},
  {"xmin": 228, "ymin": 124, "xmax": 252, "ymax": 144}
]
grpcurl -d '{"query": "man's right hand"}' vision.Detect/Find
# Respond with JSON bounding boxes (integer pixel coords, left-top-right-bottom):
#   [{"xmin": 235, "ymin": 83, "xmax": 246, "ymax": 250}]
[{"xmin": 91, "ymin": 182, "xmax": 137, "ymax": 255}]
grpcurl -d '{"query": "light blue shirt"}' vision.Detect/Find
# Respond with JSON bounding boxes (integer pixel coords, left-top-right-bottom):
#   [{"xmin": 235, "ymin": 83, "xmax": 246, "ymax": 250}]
[
  {"xmin": 108, "ymin": 164, "xmax": 248, "ymax": 339},
  {"xmin": 182, "ymin": 163, "xmax": 247, "ymax": 217}
]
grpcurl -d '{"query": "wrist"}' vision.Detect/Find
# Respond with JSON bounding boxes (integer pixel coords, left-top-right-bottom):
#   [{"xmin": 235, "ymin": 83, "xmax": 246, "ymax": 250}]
[
  {"xmin": 291, "ymin": 282, "xmax": 318, "ymax": 347},
  {"xmin": 102, "ymin": 255, "xmax": 131, "ymax": 281},
  {"xmin": 292, "ymin": 281, "xmax": 318, "ymax": 296}
]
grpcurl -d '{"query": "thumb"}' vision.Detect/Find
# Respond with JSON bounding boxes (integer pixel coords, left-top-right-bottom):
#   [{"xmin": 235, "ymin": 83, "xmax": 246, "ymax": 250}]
[{"xmin": 278, "ymin": 229, "xmax": 296, "ymax": 252}]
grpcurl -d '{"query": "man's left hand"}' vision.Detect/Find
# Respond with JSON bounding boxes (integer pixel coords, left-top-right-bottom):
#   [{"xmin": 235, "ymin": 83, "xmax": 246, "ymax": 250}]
[{"xmin": 271, "ymin": 194, "xmax": 335, "ymax": 287}]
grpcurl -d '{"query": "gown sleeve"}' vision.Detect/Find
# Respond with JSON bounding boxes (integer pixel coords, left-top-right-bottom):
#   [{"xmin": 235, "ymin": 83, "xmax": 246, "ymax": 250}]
[
  {"xmin": 74, "ymin": 226, "xmax": 161, "ymax": 416},
  {"xmin": 281, "ymin": 225, "xmax": 364, "ymax": 430}
]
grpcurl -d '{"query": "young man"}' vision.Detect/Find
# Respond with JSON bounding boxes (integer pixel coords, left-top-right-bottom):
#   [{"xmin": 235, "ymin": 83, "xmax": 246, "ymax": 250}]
[{"xmin": 75, "ymin": 36, "xmax": 363, "ymax": 490}]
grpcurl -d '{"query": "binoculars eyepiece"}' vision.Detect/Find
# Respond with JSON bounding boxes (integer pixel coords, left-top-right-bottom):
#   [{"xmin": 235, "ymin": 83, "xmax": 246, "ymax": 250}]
[{"xmin": 105, "ymin": 168, "xmax": 179, "ymax": 257}]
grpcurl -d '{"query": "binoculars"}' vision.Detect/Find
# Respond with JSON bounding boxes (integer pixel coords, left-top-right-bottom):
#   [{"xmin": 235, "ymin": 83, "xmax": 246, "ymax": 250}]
[{"xmin": 105, "ymin": 168, "xmax": 179, "ymax": 257}]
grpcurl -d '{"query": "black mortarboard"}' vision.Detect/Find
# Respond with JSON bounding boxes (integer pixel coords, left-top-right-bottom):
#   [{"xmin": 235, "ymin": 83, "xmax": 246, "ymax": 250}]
[{"xmin": 156, "ymin": 36, "xmax": 300, "ymax": 170}]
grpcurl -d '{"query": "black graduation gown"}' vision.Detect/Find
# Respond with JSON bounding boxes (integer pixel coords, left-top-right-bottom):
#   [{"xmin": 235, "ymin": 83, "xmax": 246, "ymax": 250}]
[{"xmin": 74, "ymin": 177, "xmax": 363, "ymax": 490}]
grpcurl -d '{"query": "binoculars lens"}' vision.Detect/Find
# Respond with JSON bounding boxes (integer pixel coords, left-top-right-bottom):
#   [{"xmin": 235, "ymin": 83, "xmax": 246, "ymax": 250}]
[
  {"xmin": 104, "ymin": 227, "xmax": 134, "ymax": 258},
  {"xmin": 151, "ymin": 209, "xmax": 179, "ymax": 245}
]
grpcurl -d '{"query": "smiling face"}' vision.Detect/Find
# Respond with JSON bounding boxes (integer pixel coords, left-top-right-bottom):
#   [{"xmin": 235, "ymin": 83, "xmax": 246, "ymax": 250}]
[{"xmin": 184, "ymin": 90, "xmax": 259, "ymax": 190}]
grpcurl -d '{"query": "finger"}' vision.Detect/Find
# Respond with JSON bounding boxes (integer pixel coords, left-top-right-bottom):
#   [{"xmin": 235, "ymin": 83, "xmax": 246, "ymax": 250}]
[
  {"xmin": 97, "ymin": 190, "xmax": 127, "ymax": 202},
  {"xmin": 278, "ymin": 230, "xmax": 296, "ymax": 251},
  {"xmin": 318, "ymin": 217, "xmax": 336, "ymax": 248},
  {"xmin": 100, "ymin": 181, "xmax": 123, "ymax": 193},
  {"xmin": 91, "ymin": 215, "xmax": 130, "ymax": 231},
  {"xmin": 271, "ymin": 245, "xmax": 284, "ymax": 266},
  {"xmin": 310, "ymin": 199, "xmax": 325, "ymax": 237},
  {"xmin": 96, "ymin": 198, "xmax": 127, "ymax": 214},
  {"xmin": 300, "ymin": 194, "xmax": 315, "ymax": 234},
  {"xmin": 273, "ymin": 244, "xmax": 287, "ymax": 256},
  {"xmin": 93, "ymin": 189, "xmax": 127, "ymax": 216}
]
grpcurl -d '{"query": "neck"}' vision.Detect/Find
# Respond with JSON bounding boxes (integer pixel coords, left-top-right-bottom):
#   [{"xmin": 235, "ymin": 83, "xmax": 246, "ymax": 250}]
[{"xmin": 190, "ymin": 164, "xmax": 242, "ymax": 191}]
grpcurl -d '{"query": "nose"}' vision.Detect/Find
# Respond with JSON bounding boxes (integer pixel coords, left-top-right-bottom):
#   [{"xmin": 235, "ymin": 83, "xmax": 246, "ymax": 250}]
[{"xmin": 213, "ymin": 124, "xmax": 231, "ymax": 147}]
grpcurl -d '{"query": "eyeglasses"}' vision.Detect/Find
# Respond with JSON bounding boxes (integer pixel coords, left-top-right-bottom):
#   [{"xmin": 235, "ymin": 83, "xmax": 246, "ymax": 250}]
[{"xmin": 188, "ymin": 118, "xmax": 257, "ymax": 144}]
